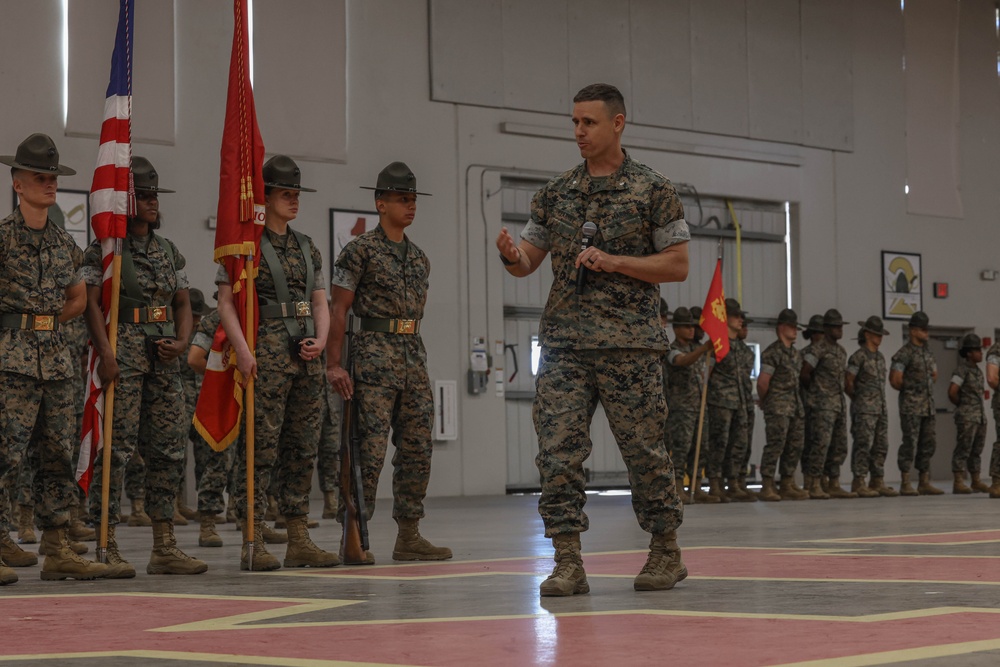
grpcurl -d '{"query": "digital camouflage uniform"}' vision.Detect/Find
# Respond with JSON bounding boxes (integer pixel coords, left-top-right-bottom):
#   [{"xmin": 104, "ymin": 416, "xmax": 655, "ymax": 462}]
[
  {"xmin": 847, "ymin": 347, "xmax": 889, "ymax": 478},
  {"xmin": 665, "ymin": 340, "xmax": 706, "ymax": 477},
  {"xmin": 332, "ymin": 224, "xmax": 434, "ymax": 521},
  {"xmin": 986, "ymin": 343, "xmax": 1000, "ymax": 480},
  {"xmin": 0, "ymin": 209, "xmax": 83, "ymax": 532},
  {"xmin": 734, "ymin": 338, "xmax": 756, "ymax": 476},
  {"xmin": 317, "ymin": 381, "xmax": 341, "ymax": 495},
  {"xmin": 706, "ymin": 338, "xmax": 749, "ymax": 480},
  {"xmin": 82, "ymin": 233, "xmax": 189, "ymax": 523},
  {"xmin": 217, "ymin": 226, "xmax": 325, "ymax": 521},
  {"xmin": 188, "ymin": 309, "xmax": 234, "ymax": 515},
  {"xmin": 758, "ymin": 339, "xmax": 805, "ymax": 480},
  {"xmin": 891, "ymin": 341, "xmax": 937, "ymax": 473},
  {"xmin": 520, "ymin": 153, "xmax": 690, "ymax": 537},
  {"xmin": 950, "ymin": 361, "xmax": 986, "ymax": 474},
  {"xmin": 803, "ymin": 338, "xmax": 849, "ymax": 478}
]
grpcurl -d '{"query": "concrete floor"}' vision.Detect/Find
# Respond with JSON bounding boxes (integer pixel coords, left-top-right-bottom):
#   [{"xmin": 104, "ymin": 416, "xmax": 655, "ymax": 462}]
[{"xmin": 2, "ymin": 486, "xmax": 1000, "ymax": 666}]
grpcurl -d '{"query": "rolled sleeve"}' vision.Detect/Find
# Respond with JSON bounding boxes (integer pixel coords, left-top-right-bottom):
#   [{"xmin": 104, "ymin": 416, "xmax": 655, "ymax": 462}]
[
  {"xmin": 519, "ymin": 219, "xmax": 551, "ymax": 252},
  {"xmin": 331, "ymin": 266, "xmax": 358, "ymax": 293},
  {"xmin": 759, "ymin": 363, "xmax": 776, "ymax": 376},
  {"xmin": 652, "ymin": 218, "xmax": 691, "ymax": 252},
  {"xmin": 950, "ymin": 373, "xmax": 964, "ymax": 387},
  {"xmin": 987, "ymin": 355, "xmax": 1000, "ymax": 368},
  {"xmin": 214, "ymin": 263, "xmax": 230, "ymax": 286},
  {"xmin": 803, "ymin": 352, "xmax": 819, "ymax": 368},
  {"xmin": 191, "ymin": 331, "xmax": 212, "ymax": 351},
  {"xmin": 891, "ymin": 361, "xmax": 906, "ymax": 373}
]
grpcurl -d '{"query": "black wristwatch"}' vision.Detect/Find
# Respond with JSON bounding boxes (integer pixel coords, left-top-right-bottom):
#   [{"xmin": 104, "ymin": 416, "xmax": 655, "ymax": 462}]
[{"xmin": 499, "ymin": 250, "xmax": 518, "ymax": 266}]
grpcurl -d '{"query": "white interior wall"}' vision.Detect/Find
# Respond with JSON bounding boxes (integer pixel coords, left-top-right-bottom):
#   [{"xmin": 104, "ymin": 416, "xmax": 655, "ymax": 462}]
[{"xmin": 2, "ymin": 0, "xmax": 998, "ymax": 495}]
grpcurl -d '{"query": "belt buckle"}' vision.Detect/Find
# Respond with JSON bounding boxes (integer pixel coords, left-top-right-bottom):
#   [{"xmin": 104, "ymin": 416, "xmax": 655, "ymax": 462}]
[
  {"xmin": 32, "ymin": 315, "xmax": 55, "ymax": 331},
  {"xmin": 148, "ymin": 306, "xmax": 167, "ymax": 323},
  {"xmin": 396, "ymin": 319, "xmax": 416, "ymax": 335},
  {"xmin": 295, "ymin": 302, "xmax": 312, "ymax": 317}
]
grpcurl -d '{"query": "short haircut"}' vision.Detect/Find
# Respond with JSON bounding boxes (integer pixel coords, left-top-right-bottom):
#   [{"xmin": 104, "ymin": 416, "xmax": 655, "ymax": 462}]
[{"xmin": 573, "ymin": 83, "xmax": 626, "ymax": 119}]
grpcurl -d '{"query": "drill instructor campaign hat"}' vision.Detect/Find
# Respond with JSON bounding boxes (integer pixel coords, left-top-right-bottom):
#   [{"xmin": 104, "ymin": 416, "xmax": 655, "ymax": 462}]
[
  {"xmin": 858, "ymin": 316, "xmax": 890, "ymax": 336},
  {"xmin": 360, "ymin": 161, "xmax": 432, "ymax": 196},
  {"xmin": 262, "ymin": 155, "xmax": 316, "ymax": 192},
  {"xmin": 131, "ymin": 156, "xmax": 176, "ymax": 193},
  {"xmin": 1, "ymin": 133, "xmax": 77, "ymax": 176}
]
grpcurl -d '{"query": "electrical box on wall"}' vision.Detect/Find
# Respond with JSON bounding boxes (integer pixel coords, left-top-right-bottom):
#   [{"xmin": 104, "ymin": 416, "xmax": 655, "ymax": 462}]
[{"xmin": 468, "ymin": 337, "xmax": 490, "ymax": 395}]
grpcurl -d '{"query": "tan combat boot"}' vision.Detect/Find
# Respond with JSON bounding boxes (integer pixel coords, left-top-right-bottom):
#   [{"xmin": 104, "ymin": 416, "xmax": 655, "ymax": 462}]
[
  {"xmin": 177, "ymin": 499, "xmax": 198, "ymax": 521},
  {"xmin": 779, "ymin": 477, "xmax": 809, "ymax": 500},
  {"xmin": 757, "ymin": 478, "xmax": 781, "ymax": 502},
  {"xmin": 39, "ymin": 534, "xmax": 87, "ymax": 556},
  {"xmin": 1, "ymin": 531, "xmax": 38, "ymax": 567},
  {"xmin": 869, "ymin": 476, "xmax": 899, "ymax": 497},
  {"xmin": 262, "ymin": 522, "xmax": 288, "ymax": 544},
  {"xmin": 39, "ymin": 528, "xmax": 108, "ymax": 581},
  {"xmin": 393, "ymin": 518, "xmax": 453, "ymax": 561},
  {"xmin": 726, "ymin": 478, "xmax": 756, "ymax": 502},
  {"xmin": 808, "ymin": 475, "xmax": 830, "ymax": 499},
  {"xmin": 171, "ymin": 500, "xmax": 189, "ymax": 526},
  {"xmin": 322, "ymin": 490, "xmax": 339, "ymax": 519},
  {"xmin": 989, "ymin": 477, "xmax": 1000, "ymax": 498},
  {"xmin": 198, "ymin": 512, "xmax": 223, "ymax": 548},
  {"xmin": 101, "ymin": 524, "xmax": 137, "ymax": 578},
  {"xmin": 0, "ymin": 555, "xmax": 16, "ymax": 585},
  {"xmin": 917, "ymin": 472, "xmax": 944, "ymax": 495},
  {"xmin": 128, "ymin": 498, "xmax": 152, "ymax": 527},
  {"xmin": 147, "ymin": 521, "xmax": 208, "ymax": 575},
  {"xmin": 539, "ymin": 533, "xmax": 588, "ymax": 597},
  {"xmin": 283, "ymin": 515, "xmax": 339, "ymax": 568},
  {"xmin": 825, "ymin": 476, "xmax": 858, "ymax": 499},
  {"xmin": 851, "ymin": 476, "xmax": 880, "ymax": 498},
  {"xmin": 970, "ymin": 472, "xmax": 990, "ymax": 493},
  {"xmin": 899, "ymin": 472, "xmax": 918, "ymax": 496},
  {"xmin": 707, "ymin": 478, "xmax": 731, "ymax": 503},
  {"xmin": 953, "ymin": 471, "xmax": 973, "ymax": 494},
  {"xmin": 240, "ymin": 520, "xmax": 281, "ymax": 571},
  {"xmin": 68, "ymin": 505, "xmax": 96, "ymax": 542},
  {"xmin": 675, "ymin": 478, "xmax": 691, "ymax": 504},
  {"xmin": 17, "ymin": 505, "xmax": 37, "ymax": 544},
  {"xmin": 634, "ymin": 530, "xmax": 687, "ymax": 592},
  {"xmin": 690, "ymin": 479, "xmax": 721, "ymax": 504}
]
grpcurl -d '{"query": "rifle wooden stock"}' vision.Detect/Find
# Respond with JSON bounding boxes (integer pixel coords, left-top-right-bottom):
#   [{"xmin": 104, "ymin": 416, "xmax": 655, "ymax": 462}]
[{"xmin": 339, "ymin": 318, "xmax": 370, "ymax": 564}]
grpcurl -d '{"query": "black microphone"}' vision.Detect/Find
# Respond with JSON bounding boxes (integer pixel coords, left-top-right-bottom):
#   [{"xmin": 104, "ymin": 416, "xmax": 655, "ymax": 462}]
[{"xmin": 575, "ymin": 221, "xmax": 598, "ymax": 295}]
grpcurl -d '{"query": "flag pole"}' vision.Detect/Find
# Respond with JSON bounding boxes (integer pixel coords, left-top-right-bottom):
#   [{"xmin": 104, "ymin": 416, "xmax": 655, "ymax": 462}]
[
  {"xmin": 244, "ymin": 252, "xmax": 256, "ymax": 570},
  {"xmin": 97, "ymin": 241, "xmax": 123, "ymax": 563},
  {"xmin": 688, "ymin": 240, "xmax": 725, "ymax": 505}
]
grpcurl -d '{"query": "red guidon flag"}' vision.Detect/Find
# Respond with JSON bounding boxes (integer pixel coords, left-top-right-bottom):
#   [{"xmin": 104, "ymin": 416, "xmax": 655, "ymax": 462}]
[
  {"xmin": 192, "ymin": 0, "xmax": 265, "ymax": 451},
  {"xmin": 699, "ymin": 258, "xmax": 730, "ymax": 362},
  {"xmin": 77, "ymin": 0, "xmax": 134, "ymax": 492}
]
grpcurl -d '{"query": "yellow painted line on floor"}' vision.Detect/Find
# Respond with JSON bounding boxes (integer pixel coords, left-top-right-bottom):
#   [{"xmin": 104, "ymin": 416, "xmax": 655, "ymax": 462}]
[
  {"xmin": 686, "ymin": 575, "xmax": 1000, "ymax": 586},
  {"xmin": 771, "ymin": 637, "xmax": 1000, "ymax": 667}
]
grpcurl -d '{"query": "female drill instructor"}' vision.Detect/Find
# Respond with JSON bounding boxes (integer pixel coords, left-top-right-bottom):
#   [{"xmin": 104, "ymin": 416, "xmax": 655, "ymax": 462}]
[
  {"xmin": 216, "ymin": 155, "xmax": 337, "ymax": 571},
  {"xmin": 83, "ymin": 156, "xmax": 204, "ymax": 577}
]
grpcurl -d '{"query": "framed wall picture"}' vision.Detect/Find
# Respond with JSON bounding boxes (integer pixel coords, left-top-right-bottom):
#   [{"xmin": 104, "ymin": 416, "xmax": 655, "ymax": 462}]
[
  {"xmin": 12, "ymin": 187, "xmax": 92, "ymax": 250},
  {"xmin": 882, "ymin": 250, "xmax": 922, "ymax": 320},
  {"xmin": 330, "ymin": 208, "xmax": 377, "ymax": 264}
]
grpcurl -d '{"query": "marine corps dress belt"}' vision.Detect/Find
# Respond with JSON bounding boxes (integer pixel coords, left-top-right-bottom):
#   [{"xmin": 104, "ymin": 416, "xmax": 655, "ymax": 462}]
[
  {"xmin": 0, "ymin": 313, "xmax": 59, "ymax": 332},
  {"xmin": 359, "ymin": 318, "xmax": 421, "ymax": 335},
  {"xmin": 127, "ymin": 306, "xmax": 173, "ymax": 324},
  {"xmin": 259, "ymin": 301, "xmax": 312, "ymax": 318}
]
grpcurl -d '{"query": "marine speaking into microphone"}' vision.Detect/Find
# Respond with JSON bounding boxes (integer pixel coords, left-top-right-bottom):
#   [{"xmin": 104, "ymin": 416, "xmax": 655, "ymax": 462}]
[{"xmin": 575, "ymin": 221, "xmax": 598, "ymax": 294}]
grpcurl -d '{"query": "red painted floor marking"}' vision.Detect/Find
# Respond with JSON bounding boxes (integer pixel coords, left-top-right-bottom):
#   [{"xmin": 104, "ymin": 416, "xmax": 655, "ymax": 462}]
[
  {"xmin": 299, "ymin": 547, "xmax": 1000, "ymax": 585},
  {"xmin": 3, "ymin": 596, "xmax": 1000, "ymax": 666}
]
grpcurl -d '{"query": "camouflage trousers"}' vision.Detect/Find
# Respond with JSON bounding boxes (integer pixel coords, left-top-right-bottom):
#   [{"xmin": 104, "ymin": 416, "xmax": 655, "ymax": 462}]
[
  {"xmin": 898, "ymin": 413, "xmax": 936, "ymax": 473},
  {"xmin": 354, "ymin": 371, "xmax": 435, "ymax": 522},
  {"xmin": 192, "ymin": 431, "xmax": 234, "ymax": 515},
  {"xmin": 534, "ymin": 348, "xmax": 682, "ymax": 537},
  {"xmin": 15, "ymin": 410, "xmax": 87, "ymax": 510},
  {"xmin": 233, "ymin": 369, "xmax": 323, "ymax": 521},
  {"xmin": 89, "ymin": 369, "xmax": 187, "ymax": 523},
  {"xmin": 705, "ymin": 404, "xmax": 748, "ymax": 479},
  {"xmin": 124, "ymin": 449, "xmax": 146, "ymax": 501},
  {"xmin": 952, "ymin": 419, "xmax": 986, "ymax": 474},
  {"xmin": 0, "ymin": 373, "xmax": 77, "ymax": 530},
  {"xmin": 743, "ymin": 405, "xmax": 756, "ymax": 472},
  {"xmin": 318, "ymin": 385, "xmax": 341, "ymax": 493},
  {"xmin": 760, "ymin": 413, "xmax": 804, "ymax": 479},
  {"xmin": 850, "ymin": 411, "xmax": 889, "ymax": 478},
  {"xmin": 991, "ymin": 411, "xmax": 1000, "ymax": 477},
  {"xmin": 805, "ymin": 408, "xmax": 848, "ymax": 478},
  {"xmin": 665, "ymin": 409, "xmax": 703, "ymax": 478}
]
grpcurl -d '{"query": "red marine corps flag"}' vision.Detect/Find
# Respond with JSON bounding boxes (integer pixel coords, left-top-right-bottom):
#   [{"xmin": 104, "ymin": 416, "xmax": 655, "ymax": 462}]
[
  {"xmin": 699, "ymin": 256, "xmax": 730, "ymax": 362},
  {"xmin": 192, "ymin": 0, "xmax": 265, "ymax": 452}
]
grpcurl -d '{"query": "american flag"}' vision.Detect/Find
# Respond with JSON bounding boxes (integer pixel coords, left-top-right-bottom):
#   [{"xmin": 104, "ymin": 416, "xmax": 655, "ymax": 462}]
[{"xmin": 77, "ymin": 0, "xmax": 134, "ymax": 492}]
